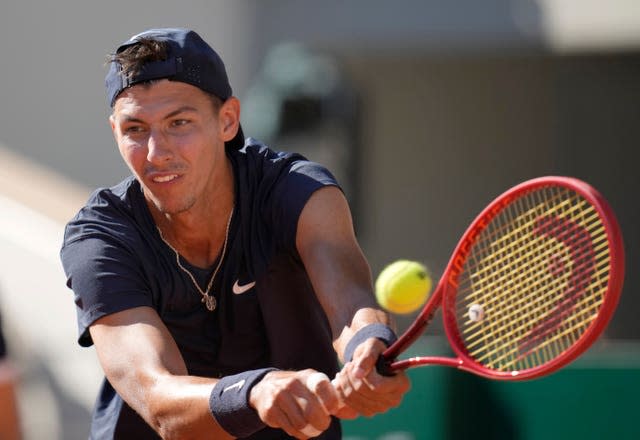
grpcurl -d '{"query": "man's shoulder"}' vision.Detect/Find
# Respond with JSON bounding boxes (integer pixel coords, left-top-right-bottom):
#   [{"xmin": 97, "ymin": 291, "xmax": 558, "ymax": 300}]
[
  {"xmin": 62, "ymin": 176, "xmax": 148, "ymax": 246},
  {"xmin": 77, "ymin": 176, "xmax": 139, "ymax": 217},
  {"xmin": 236, "ymin": 138, "xmax": 304, "ymax": 164},
  {"xmin": 233, "ymin": 139, "xmax": 332, "ymax": 183},
  {"xmin": 87, "ymin": 175, "xmax": 138, "ymax": 205}
]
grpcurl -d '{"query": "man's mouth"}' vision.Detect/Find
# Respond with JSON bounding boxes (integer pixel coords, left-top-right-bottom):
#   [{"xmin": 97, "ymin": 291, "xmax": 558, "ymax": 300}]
[{"xmin": 152, "ymin": 174, "xmax": 179, "ymax": 183}]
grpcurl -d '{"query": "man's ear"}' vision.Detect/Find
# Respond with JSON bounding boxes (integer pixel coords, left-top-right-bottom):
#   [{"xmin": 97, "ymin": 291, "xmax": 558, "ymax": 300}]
[
  {"xmin": 219, "ymin": 97, "xmax": 241, "ymax": 142},
  {"xmin": 109, "ymin": 114, "xmax": 118, "ymax": 137}
]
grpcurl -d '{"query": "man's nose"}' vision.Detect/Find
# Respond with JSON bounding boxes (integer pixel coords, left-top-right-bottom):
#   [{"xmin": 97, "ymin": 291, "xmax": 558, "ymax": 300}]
[{"xmin": 146, "ymin": 129, "xmax": 173, "ymax": 163}]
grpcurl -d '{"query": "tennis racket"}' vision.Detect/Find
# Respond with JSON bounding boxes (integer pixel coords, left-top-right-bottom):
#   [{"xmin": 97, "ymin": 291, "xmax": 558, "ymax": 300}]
[{"xmin": 379, "ymin": 176, "xmax": 624, "ymax": 380}]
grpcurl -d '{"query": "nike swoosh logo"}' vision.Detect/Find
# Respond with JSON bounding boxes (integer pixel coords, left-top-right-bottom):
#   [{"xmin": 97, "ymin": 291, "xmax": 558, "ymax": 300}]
[
  {"xmin": 223, "ymin": 379, "xmax": 245, "ymax": 393},
  {"xmin": 232, "ymin": 280, "xmax": 256, "ymax": 295}
]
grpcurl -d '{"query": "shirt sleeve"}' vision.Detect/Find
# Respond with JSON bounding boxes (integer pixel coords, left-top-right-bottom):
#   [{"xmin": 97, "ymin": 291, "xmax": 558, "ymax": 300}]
[
  {"xmin": 270, "ymin": 159, "xmax": 340, "ymax": 250},
  {"xmin": 61, "ymin": 234, "xmax": 154, "ymax": 347}
]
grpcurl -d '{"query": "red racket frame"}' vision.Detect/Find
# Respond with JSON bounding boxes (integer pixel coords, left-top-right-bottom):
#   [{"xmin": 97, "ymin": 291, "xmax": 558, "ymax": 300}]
[{"xmin": 382, "ymin": 176, "xmax": 625, "ymax": 380}]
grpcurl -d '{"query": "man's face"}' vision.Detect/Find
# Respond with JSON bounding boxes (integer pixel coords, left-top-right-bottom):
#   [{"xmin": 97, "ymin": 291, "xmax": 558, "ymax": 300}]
[{"xmin": 110, "ymin": 80, "xmax": 229, "ymax": 215}]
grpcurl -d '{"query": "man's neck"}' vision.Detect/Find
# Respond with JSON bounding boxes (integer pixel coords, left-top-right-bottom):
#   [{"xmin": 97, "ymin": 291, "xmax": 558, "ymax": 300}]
[
  {"xmin": 151, "ymin": 160, "xmax": 235, "ymax": 268},
  {"xmin": 156, "ymin": 201, "xmax": 234, "ymax": 269}
]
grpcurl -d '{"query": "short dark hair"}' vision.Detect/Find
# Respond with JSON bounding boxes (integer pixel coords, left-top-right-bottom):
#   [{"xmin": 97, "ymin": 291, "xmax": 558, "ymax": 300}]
[{"xmin": 110, "ymin": 37, "xmax": 169, "ymax": 80}]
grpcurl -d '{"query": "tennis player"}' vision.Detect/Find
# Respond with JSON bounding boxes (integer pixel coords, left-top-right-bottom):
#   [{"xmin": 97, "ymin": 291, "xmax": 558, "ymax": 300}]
[{"xmin": 60, "ymin": 28, "xmax": 409, "ymax": 439}]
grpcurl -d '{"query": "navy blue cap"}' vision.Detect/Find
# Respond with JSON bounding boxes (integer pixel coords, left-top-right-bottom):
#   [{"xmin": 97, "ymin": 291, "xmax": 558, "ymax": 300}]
[{"xmin": 105, "ymin": 28, "xmax": 244, "ymax": 149}]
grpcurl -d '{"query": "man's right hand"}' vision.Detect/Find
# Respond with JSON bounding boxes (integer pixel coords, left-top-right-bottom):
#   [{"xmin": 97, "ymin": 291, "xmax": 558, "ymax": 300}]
[{"xmin": 249, "ymin": 369, "xmax": 340, "ymax": 438}]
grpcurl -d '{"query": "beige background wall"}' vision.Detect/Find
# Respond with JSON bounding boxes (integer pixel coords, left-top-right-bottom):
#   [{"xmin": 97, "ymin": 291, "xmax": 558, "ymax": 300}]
[{"xmin": 340, "ymin": 53, "xmax": 639, "ymax": 338}]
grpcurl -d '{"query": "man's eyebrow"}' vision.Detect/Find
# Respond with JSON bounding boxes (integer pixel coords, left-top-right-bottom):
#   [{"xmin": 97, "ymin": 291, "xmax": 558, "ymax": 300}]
[
  {"xmin": 164, "ymin": 106, "xmax": 199, "ymax": 119},
  {"xmin": 119, "ymin": 106, "xmax": 199, "ymax": 124},
  {"xmin": 118, "ymin": 114, "xmax": 144, "ymax": 123}
]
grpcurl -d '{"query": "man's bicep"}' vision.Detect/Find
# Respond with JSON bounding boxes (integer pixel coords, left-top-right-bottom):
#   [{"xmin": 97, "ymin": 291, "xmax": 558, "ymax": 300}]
[
  {"xmin": 295, "ymin": 187, "xmax": 379, "ymax": 339},
  {"xmin": 62, "ymin": 236, "xmax": 153, "ymax": 346},
  {"xmin": 88, "ymin": 307, "xmax": 230, "ymax": 438},
  {"xmin": 89, "ymin": 306, "xmax": 188, "ymax": 397}
]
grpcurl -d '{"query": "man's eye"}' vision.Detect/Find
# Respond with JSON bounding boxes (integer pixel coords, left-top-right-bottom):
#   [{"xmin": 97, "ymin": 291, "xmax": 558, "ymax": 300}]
[
  {"xmin": 124, "ymin": 126, "xmax": 144, "ymax": 134},
  {"xmin": 172, "ymin": 119, "xmax": 190, "ymax": 127}
]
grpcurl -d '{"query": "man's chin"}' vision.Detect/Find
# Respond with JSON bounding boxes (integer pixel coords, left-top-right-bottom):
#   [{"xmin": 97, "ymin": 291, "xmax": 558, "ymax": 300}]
[
  {"xmin": 156, "ymin": 203, "xmax": 192, "ymax": 216},
  {"xmin": 145, "ymin": 194, "xmax": 193, "ymax": 216}
]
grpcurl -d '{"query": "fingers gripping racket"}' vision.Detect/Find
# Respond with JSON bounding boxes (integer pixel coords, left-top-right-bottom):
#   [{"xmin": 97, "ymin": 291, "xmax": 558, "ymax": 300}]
[{"xmin": 380, "ymin": 176, "xmax": 624, "ymax": 380}]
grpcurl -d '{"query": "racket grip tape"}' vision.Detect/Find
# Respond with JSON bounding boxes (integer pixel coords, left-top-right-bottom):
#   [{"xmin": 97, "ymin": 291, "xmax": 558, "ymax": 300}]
[{"xmin": 376, "ymin": 355, "xmax": 396, "ymax": 377}]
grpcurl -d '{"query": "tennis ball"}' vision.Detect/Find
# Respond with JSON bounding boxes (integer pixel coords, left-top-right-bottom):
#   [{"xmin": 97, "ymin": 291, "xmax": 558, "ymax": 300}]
[{"xmin": 375, "ymin": 260, "xmax": 432, "ymax": 314}]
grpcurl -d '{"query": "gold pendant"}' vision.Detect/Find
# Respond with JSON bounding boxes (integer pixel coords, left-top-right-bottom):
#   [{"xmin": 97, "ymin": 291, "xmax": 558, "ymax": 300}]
[{"xmin": 203, "ymin": 294, "xmax": 217, "ymax": 311}]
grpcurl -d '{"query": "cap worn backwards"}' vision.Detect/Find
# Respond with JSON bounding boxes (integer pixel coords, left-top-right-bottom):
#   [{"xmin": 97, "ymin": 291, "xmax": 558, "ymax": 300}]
[
  {"xmin": 105, "ymin": 28, "xmax": 245, "ymax": 149},
  {"xmin": 105, "ymin": 28, "xmax": 233, "ymax": 106}
]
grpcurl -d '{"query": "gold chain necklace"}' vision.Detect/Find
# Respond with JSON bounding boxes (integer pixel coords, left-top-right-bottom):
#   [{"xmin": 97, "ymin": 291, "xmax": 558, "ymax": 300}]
[{"xmin": 157, "ymin": 206, "xmax": 234, "ymax": 311}]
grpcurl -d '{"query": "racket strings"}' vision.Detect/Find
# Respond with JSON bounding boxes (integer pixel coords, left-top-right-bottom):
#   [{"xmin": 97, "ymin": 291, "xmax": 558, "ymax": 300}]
[
  {"xmin": 478, "ymin": 190, "xmax": 606, "ymax": 369},
  {"xmin": 467, "ymin": 280, "xmax": 605, "ymax": 368},
  {"xmin": 460, "ymin": 192, "xmax": 601, "ymax": 284},
  {"xmin": 463, "ymin": 226, "xmax": 603, "ymax": 306},
  {"xmin": 482, "ymin": 189, "xmax": 608, "ymax": 368},
  {"xmin": 454, "ymin": 186, "xmax": 611, "ymax": 373},
  {"xmin": 463, "ymin": 260, "xmax": 608, "ymax": 352},
  {"xmin": 465, "ymin": 208, "xmax": 603, "ymax": 285},
  {"xmin": 462, "ymin": 226, "xmax": 609, "ymax": 334}
]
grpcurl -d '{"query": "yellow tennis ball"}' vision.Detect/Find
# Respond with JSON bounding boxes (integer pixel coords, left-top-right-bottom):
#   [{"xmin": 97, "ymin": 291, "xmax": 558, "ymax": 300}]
[{"xmin": 375, "ymin": 260, "xmax": 432, "ymax": 314}]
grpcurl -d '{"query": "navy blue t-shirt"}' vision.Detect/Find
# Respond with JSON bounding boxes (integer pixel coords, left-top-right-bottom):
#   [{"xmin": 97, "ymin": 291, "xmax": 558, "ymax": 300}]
[{"xmin": 61, "ymin": 141, "xmax": 342, "ymax": 439}]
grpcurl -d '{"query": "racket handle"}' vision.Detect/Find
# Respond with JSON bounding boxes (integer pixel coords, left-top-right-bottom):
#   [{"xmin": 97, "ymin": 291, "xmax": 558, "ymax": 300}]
[{"xmin": 376, "ymin": 355, "xmax": 396, "ymax": 376}]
